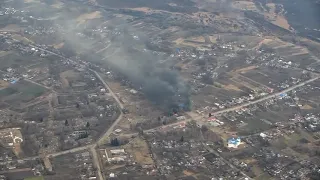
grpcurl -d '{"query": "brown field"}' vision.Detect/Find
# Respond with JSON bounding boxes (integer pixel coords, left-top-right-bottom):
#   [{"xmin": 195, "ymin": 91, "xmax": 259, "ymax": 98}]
[
  {"xmin": 188, "ymin": 36, "xmax": 206, "ymax": 43},
  {"xmin": 12, "ymin": 34, "xmax": 34, "ymax": 44},
  {"xmin": 60, "ymin": 70, "xmax": 80, "ymax": 88},
  {"xmin": 243, "ymin": 157, "xmax": 257, "ymax": 164},
  {"xmin": 174, "ymin": 38, "xmax": 209, "ymax": 48},
  {"xmin": 0, "ymin": 80, "xmax": 10, "ymax": 89},
  {"xmin": 265, "ymin": 3, "xmax": 291, "ymax": 30},
  {"xmin": 209, "ymin": 35, "xmax": 218, "ymax": 43},
  {"xmin": 0, "ymin": 51, "xmax": 11, "ymax": 58},
  {"xmin": 129, "ymin": 7, "xmax": 151, "ymax": 13},
  {"xmin": 0, "ymin": 24, "xmax": 24, "ymax": 33},
  {"xmin": 24, "ymin": 0, "xmax": 40, "ymax": 3},
  {"xmin": 51, "ymin": 2, "xmax": 64, "ymax": 9},
  {"xmin": 76, "ymin": 11, "xmax": 102, "ymax": 25},
  {"xmin": 232, "ymin": 1, "xmax": 259, "ymax": 11},
  {"xmin": 125, "ymin": 137, "xmax": 154, "ymax": 165},
  {"xmin": 53, "ymin": 42, "xmax": 65, "ymax": 49},
  {"xmin": 271, "ymin": 16, "xmax": 290, "ymax": 30},
  {"xmin": 223, "ymin": 84, "xmax": 242, "ymax": 92},
  {"xmin": 233, "ymin": 65, "xmax": 257, "ymax": 74},
  {"xmin": 183, "ymin": 170, "xmax": 195, "ymax": 176},
  {"xmin": 252, "ymin": 165, "xmax": 264, "ymax": 177},
  {"xmin": 300, "ymin": 104, "xmax": 313, "ymax": 110}
]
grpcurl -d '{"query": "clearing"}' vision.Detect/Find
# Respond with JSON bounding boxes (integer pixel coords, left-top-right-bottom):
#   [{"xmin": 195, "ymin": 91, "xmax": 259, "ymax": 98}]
[
  {"xmin": 24, "ymin": 176, "xmax": 44, "ymax": 180},
  {"xmin": 60, "ymin": 70, "xmax": 81, "ymax": 88},
  {"xmin": 76, "ymin": 11, "xmax": 102, "ymax": 25},
  {"xmin": 125, "ymin": 137, "xmax": 154, "ymax": 165}
]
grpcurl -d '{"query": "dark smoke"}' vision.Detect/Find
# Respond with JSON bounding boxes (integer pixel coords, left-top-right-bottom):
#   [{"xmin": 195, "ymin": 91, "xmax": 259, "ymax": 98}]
[{"xmin": 5, "ymin": 0, "xmax": 193, "ymax": 111}]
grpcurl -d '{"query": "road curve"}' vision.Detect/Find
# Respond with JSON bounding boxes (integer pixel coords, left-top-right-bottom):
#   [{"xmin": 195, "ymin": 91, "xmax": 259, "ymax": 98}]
[
  {"xmin": 91, "ymin": 70, "xmax": 124, "ymax": 180},
  {"xmin": 13, "ymin": 41, "xmax": 319, "ymax": 180}
]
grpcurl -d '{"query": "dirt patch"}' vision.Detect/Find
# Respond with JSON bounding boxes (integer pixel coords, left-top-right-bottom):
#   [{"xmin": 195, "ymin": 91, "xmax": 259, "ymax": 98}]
[
  {"xmin": 188, "ymin": 36, "xmax": 205, "ymax": 43},
  {"xmin": 1, "ymin": 24, "xmax": 24, "ymax": 33},
  {"xmin": 183, "ymin": 170, "xmax": 195, "ymax": 176},
  {"xmin": 264, "ymin": 3, "xmax": 290, "ymax": 30},
  {"xmin": 24, "ymin": 0, "xmax": 40, "ymax": 3},
  {"xmin": 60, "ymin": 70, "xmax": 80, "ymax": 88},
  {"xmin": 232, "ymin": 1, "xmax": 259, "ymax": 11},
  {"xmin": 125, "ymin": 137, "xmax": 154, "ymax": 165},
  {"xmin": 252, "ymin": 164, "xmax": 264, "ymax": 177},
  {"xmin": 12, "ymin": 34, "xmax": 34, "ymax": 44},
  {"xmin": 129, "ymin": 7, "xmax": 151, "ymax": 13},
  {"xmin": 243, "ymin": 157, "xmax": 257, "ymax": 164},
  {"xmin": 53, "ymin": 42, "xmax": 65, "ymax": 49},
  {"xmin": 0, "ymin": 80, "xmax": 10, "ymax": 89},
  {"xmin": 234, "ymin": 65, "xmax": 257, "ymax": 74},
  {"xmin": 0, "ymin": 51, "xmax": 11, "ymax": 58},
  {"xmin": 254, "ymin": 38, "xmax": 274, "ymax": 49},
  {"xmin": 76, "ymin": 11, "xmax": 102, "ymax": 25},
  {"xmin": 174, "ymin": 38, "xmax": 207, "ymax": 48},
  {"xmin": 223, "ymin": 84, "xmax": 242, "ymax": 92},
  {"xmin": 51, "ymin": 2, "xmax": 64, "ymax": 9},
  {"xmin": 271, "ymin": 16, "xmax": 290, "ymax": 30},
  {"xmin": 209, "ymin": 35, "xmax": 218, "ymax": 43}
]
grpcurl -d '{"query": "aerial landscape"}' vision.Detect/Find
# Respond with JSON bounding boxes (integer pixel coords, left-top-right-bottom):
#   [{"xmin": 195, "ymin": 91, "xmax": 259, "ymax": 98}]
[{"xmin": 0, "ymin": 0, "xmax": 320, "ymax": 179}]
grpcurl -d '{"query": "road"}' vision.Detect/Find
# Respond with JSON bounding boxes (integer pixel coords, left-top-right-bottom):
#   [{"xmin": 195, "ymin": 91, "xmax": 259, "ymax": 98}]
[
  {"xmin": 211, "ymin": 77, "xmax": 319, "ymax": 115},
  {"xmin": 90, "ymin": 70, "xmax": 124, "ymax": 180},
  {"xmin": 203, "ymin": 143, "xmax": 252, "ymax": 179},
  {"xmin": 13, "ymin": 43, "xmax": 125, "ymax": 180},
  {"xmin": 115, "ymin": 77, "xmax": 320, "ymax": 137},
  {"xmin": 24, "ymin": 78, "xmax": 54, "ymax": 91},
  {"xmin": 11, "ymin": 41, "xmax": 319, "ymax": 179}
]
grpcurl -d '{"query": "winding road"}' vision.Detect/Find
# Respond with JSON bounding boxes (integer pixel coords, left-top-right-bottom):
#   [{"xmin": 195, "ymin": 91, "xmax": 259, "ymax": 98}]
[{"xmin": 9, "ymin": 40, "xmax": 319, "ymax": 180}]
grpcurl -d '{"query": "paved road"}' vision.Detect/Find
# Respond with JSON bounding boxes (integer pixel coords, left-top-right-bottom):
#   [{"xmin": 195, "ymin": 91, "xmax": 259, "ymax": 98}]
[
  {"xmin": 211, "ymin": 77, "xmax": 319, "ymax": 116},
  {"xmin": 12, "ymin": 40, "xmax": 320, "ymax": 180},
  {"xmin": 14, "ymin": 44, "xmax": 125, "ymax": 180},
  {"xmin": 140, "ymin": 76, "xmax": 320, "ymax": 134},
  {"xmin": 91, "ymin": 70, "xmax": 124, "ymax": 180},
  {"xmin": 15, "ymin": 71, "xmax": 124, "ymax": 180}
]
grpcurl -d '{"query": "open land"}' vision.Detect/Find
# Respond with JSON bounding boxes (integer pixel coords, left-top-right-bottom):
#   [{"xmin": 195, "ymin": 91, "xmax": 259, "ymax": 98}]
[{"xmin": 0, "ymin": 0, "xmax": 319, "ymax": 180}]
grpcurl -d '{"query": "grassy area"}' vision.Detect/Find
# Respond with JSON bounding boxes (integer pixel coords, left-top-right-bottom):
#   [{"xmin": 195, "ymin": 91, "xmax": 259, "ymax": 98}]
[
  {"xmin": 24, "ymin": 176, "xmax": 44, "ymax": 180},
  {"xmin": 0, "ymin": 51, "xmax": 43, "ymax": 70},
  {"xmin": 125, "ymin": 137, "xmax": 154, "ymax": 165},
  {"xmin": 20, "ymin": 83, "xmax": 46, "ymax": 97},
  {"xmin": 1, "ymin": 80, "xmax": 46, "ymax": 105},
  {"xmin": 0, "ymin": 87, "xmax": 17, "ymax": 97}
]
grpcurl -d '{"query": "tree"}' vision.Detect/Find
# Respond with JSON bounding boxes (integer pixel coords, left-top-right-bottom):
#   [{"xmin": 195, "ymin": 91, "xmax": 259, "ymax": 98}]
[
  {"xmin": 201, "ymin": 125, "xmax": 208, "ymax": 132},
  {"xmin": 65, "ymin": 120, "xmax": 69, "ymax": 126},
  {"xmin": 86, "ymin": 122, "xmax": 90, "ymax": 128},
  {"xmin": 110, "ymin": 138, "xmax": 120, "ymax": 146},
  {"xmin": 180, "ymin": 136, "xmax": 184, "ymax": 142}
]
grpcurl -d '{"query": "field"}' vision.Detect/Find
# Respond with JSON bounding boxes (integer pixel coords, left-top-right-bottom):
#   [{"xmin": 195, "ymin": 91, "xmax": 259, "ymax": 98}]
[
  {"xmin": 76, "ymin": 11, "xmax": 102, "ymax": 25},
  {"xmin": 124, "ymin": 137, "xmax": 154, "ymax": 165},
  {"xmin": 0, "ymin": 51, "xmax": 43, "ymax": 70},
  {"xmin": 24, "ymin": 176, "xmax": 44, "ymax": 180},
  {"xmin": 60, "ymin": 70, "xmax": 81, "ymax": 88},
  {"xmin": 0, "ymin": 80, "xmax": 9, "ymax": 89},
  {"xmin": 0, "ymin": 80, "xmax": 47, "ymax": 106}
]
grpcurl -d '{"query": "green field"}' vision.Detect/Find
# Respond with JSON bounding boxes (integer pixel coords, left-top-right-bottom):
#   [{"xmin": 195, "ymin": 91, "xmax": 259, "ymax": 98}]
[
  {"xmin": 0, "ymin": 51, "xmax": 45, "ymax": 70},
  {"xmin": 0, "ymin": 87, "xmax": 17, "ymax": 97},
  {"xmin": 24, "ymin": 176, "xmax": 44, "ymax": 180},
  {"xmin": 0, "ymin": 80, "xmax": 47, "ymax": 104}
]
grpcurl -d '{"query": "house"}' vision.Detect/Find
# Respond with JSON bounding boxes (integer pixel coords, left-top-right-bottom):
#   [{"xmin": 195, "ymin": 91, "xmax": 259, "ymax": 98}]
[{"xmin": 227, "ymin": 137, "xmax": 241, "ymax": 148}]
